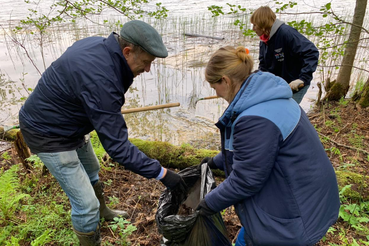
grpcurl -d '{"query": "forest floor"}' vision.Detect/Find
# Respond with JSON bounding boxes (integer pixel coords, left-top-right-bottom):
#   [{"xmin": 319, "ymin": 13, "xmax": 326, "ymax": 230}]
[{"xmin": 0, "ymin": 100, "xmax": 368, "ymax": 245}]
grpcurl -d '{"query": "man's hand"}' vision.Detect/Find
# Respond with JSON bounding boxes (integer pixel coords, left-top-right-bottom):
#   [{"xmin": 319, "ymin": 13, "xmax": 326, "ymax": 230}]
[
  {"xmin": 196, "ymin": 199, "xmax": 216, "ymax": 217},
  {"xmin": 289, "ymin": 79, "xmax": 304, "ymax": 92},
  {"xmin": 198, "ymin": 157, "xmax": 217, "ymax": 170},
  {"xmin": 160, "ymin": 168, "xmax": 185, "ymax": 190}
]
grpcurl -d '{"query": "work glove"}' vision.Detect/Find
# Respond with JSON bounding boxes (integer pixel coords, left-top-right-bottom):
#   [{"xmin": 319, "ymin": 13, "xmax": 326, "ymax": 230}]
[
  {"xmin": 198, "ymin": 157, "xmax": 218, "ymax": 170},
  {"xmin": 289, "ymin": 79, "xmax": 304, "ymax": 92},
  {"xmin": 160, "ymin": 169, "xmax": 186, "ymax": 190},
  {"xmin": 196, "ymin": 199, "xmax": 216, "ymax": 217}
]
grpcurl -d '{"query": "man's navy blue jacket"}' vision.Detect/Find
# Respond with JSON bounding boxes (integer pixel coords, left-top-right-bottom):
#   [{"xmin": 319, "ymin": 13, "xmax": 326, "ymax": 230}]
[
  {"xmin": 19, "ymin": 32, "xmax": 162, "ymax": 179},
  {"xmin": 205, "ymin": 71, "xmax": 339, "ymax": 245},
  {"xmin": 259, "ymin": 20, "xmax": 319, "ymax": 85}
]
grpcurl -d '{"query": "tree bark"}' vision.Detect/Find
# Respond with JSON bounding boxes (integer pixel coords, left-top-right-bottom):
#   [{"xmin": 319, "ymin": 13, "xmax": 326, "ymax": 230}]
[
  {"xmin": 14, "ymin": 131, "xmax": 32, "ymax": 171},
  {"xmin": 0, "ymin": 127, "xmax": 32, "ymax": 171},
  {"xmin": 324, "ymin": 0, "xmax": 367, "ymax": 101},
  {"xmin": 356, "ymin": 77, "xmax": 369, "ymax": 108}
]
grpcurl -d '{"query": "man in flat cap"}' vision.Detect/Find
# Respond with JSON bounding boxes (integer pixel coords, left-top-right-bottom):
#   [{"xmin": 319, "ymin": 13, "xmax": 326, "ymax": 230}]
[{"xmin": 19, "ymin": 20, "xmax": 185, "ymax": 245}]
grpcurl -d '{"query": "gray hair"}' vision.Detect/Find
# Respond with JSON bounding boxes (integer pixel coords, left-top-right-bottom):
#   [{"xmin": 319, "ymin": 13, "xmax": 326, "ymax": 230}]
[{"xmin": 118, "ymin": 36, "xmax": 143, "ymax": 54}]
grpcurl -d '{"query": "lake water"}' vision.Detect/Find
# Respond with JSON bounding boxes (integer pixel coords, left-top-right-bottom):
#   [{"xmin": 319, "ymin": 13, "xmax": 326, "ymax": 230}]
[{"xmin": 0, "ymin": 0, "xmax": 367, "ymax": 146}]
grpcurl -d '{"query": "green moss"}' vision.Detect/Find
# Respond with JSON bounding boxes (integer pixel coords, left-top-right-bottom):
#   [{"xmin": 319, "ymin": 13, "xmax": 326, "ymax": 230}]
[
  {"xmin": 336, "ymin": 170, "xmax": 369, "ymax": 201},
  {"xmin": 327, "ymin": 83, "xmax": 346, "ymax": 101},
  {"xmin": 130, "ymin": 138, "xmax": 219, "ymax": 169},
  {"xmin": 0, "ymin": 127, "xmax": 19, "ymax": 141},
  {"xmin": 358, "ymin": 95, "xmax": 369, "ymax": 108}
]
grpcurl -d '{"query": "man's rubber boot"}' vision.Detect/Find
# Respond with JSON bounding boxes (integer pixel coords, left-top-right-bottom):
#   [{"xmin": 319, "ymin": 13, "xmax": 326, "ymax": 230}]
[
  {"xmin": 93, "ymin": 180, "xmax": 129, "ymax": 221},
  {"xmin": 73, "ymin": 224, "xmax": 101, "ymax": 246}
]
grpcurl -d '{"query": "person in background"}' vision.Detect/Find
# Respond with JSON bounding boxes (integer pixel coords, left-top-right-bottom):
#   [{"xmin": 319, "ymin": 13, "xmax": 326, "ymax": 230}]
[
  {"xmin": 250, "ymin": 6, "xmax": 319, "ymax": 104},
  {"xmin": 196, "ymin": 46, "xmax": 339, "ymax": 246},
  {"xmin": 19, "ymin": 20, "xmax": 185, "ymax": 245}
]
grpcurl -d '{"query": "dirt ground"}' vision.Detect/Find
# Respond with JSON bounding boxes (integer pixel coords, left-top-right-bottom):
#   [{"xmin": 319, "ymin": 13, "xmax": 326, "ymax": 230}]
[{"xmin": 1, "ymin": 100, "xmax": 368, "ymax": 245}]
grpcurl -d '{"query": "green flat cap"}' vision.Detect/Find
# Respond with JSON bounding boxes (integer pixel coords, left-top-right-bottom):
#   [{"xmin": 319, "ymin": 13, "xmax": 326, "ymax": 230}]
[{"xmin": 120, "ymin": 20, "xmax": 168, "ymax": 58}]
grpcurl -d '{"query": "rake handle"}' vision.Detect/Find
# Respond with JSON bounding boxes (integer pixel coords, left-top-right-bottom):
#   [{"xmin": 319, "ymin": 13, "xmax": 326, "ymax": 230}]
[
  {"xmin": 121, "ymin": 102, "xmax": 180, "ymax": 114},
  {"xmin": 198, "ymin": 95, "xmax": 219, "ymax": 101}
]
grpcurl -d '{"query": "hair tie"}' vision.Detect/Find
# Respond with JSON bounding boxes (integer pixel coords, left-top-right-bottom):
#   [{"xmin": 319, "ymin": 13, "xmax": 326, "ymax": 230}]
[{"xmin": 245, "ymin": 48, "xmax": 250, "ymax": 54}]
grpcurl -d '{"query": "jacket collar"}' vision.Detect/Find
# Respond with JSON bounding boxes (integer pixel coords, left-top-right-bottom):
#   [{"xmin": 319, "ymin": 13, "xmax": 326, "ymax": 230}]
[
  {"xmin": 269, "ymin": 19, "xmax": 285, "ymax": 39},
  {"xmin": 105, "ymin": 32, "xmax": 134, "ymax": 93}
]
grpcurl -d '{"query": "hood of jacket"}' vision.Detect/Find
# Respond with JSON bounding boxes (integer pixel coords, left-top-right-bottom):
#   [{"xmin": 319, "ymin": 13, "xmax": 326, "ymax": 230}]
[{"xmin": 217, "ymin": 71, "xmax": 292, "ymax": 128}]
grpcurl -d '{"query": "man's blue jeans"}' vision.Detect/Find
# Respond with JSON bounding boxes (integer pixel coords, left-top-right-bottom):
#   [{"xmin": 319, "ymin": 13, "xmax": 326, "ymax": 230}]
[
  {"xmin": 235, "ymin": 227, "xmax": 246, "ymax": 246},
  {"xmin": 38, "ymin": 137, "xmax": 100, "ymax": 232}
]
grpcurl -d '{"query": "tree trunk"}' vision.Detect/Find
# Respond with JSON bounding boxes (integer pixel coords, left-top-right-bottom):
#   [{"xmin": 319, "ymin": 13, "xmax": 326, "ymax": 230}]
[
  {"xmin": 14, "ymin": 130, "xmax": 32, "ymax": 171},
  {"xmin": 356, "ymin": 77, "xmax": 369, "ymax": 108},
  {"xmin": 0, "ymin": 127, "xmax": 32, "ymax": 171},
  {"xmin": 324, "ymin": 0, "xmax": 367, "ymax": 101}
]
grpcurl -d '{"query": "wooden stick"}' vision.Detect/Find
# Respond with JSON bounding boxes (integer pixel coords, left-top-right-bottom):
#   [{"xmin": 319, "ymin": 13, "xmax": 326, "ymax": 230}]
[
  {"xmin": 197, "ymin": 95, "xmax": 219, "ymax": 101},
  {"xmin": 184, "ymin": 33, "xmax": 224, "ymax": 40},
  {"xmin": 121, "ymin": 102, "xmax": 180, "ymax": 114},
  {"xmin": 318, "ymin": 132, "xmax": 369, "ymax": 155}
]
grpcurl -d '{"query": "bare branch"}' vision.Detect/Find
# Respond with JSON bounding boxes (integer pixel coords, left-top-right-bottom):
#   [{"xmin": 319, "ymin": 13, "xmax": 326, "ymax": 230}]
[
  {"xmin": 318, "ymin": 37, "xmax": 369, "ymax": 50},
  {"xmin": 318, "ymin": 64, "xmax": 369, "ymax": 74},
  {"xmin": 330, "ymin": 9, "xmax": 369, "ymax": 34},
  {"xmin": 280, "ymin": 9, "xmax": 369, "ymax": 34},
  {"xmin": 318, "ymin": 132, "xmax": 369, "ymax": 155},
  {"xmin": 0, "ymin": 25, "xmax": 42, "ymax": 76}
]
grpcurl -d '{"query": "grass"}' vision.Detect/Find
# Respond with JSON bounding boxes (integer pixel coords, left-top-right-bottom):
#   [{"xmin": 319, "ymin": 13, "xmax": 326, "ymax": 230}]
[{"xmin": 0, "ymin": 152, "xmax": 136, "ymax": 245}]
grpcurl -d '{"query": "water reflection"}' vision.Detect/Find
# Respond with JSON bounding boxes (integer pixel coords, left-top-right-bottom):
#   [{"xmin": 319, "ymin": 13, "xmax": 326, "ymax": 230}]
[{"xmin": 0, "ymin": 0, "xmax": 368, "ymax": 146}]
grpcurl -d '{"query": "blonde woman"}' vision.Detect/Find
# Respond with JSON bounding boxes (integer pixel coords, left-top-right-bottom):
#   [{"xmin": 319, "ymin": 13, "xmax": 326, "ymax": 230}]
[
  {"xmin": 250, "ymin": 6, "xmax": 319, "ymax": 104},
  {"xmin": 196, "ymin": 46, "xmax": 339, "ymax": 246}
]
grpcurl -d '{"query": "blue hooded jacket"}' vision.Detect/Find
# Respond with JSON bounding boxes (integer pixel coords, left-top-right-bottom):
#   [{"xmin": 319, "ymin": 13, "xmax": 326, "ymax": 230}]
[
  {"xmin": 19, "ymin": 32, "xmax": 162, "ymax": 179},
  {"xmin": 205, "ymin": 71, "xmax": 339, "ymax": 245},
  {"xmin": 259, "ymin": 20, "xmax": 319, "ymax": 85}
]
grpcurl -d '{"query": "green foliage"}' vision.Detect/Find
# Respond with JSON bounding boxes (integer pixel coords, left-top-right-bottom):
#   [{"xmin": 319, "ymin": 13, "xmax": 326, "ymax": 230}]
[
  {"xmin": 1, "ymin": 151, "xmax": 11, "ymax": 160},
  {"xmin": 275, "ymin": 1, "xmax": 297, "ymax": 12},
  {"xmin": 339, "ymin": 202, "xmax": 369, "ymax": 236},
  {"xmin": 0, "ymin": 73, "xmax": 29, "ymax": 110},
  {"xmin": 326, "ymin": 147, "xmax": 343, "ymax": 161},
  {"xmin": 338, "ymin": 184, "xmax": 369, "ymax": 238},
  {"xmin": 339, "ymin": 97, "xmax": 349, "ymax": 106},
  {"xmin": 26, "ymin": 155, "xmax": 43, "ymax": 169},
  {"xmin": 348, "ymin": 134, "xmax": 364, "ymax": 149},
  {"xmin": 16, "ymin": 200, "xmax": 76, "ymax": 245},
  {"xmin": 108, "ymin": 196, "xmax": 120, "ymax": 207},
  {"xmin": 352, "ymin": 78, "xmax": 366, "ymax": 95},
  {"xmin": 208, "ymin": 3, "xmax": 253, "ymax": 37},
  {"xmin": 0, "ymin": 164, "xmax": 30, "ymax": 222},
  {"xmin": 324, "ymin": 120, "xmax": 340, "ymax": 132},
  {"xmin": 30, "ymin": 229, "xmax": 54, "ymax": 246},
  {"xmin": 208, "ymin": 5, "xmax": 225, "ymax": 17},
  {"xmin": 14, "ymin": 0, "xmax": 168, "ymax": 34},
  {"xmin": 5, "ymin": 237, "xmax": 20, "ymax": 246},
  {"xmin": 109, "ymin": 217, "xmax": 137, "ymax": 245},
  {"xmin": 0, "ymin": 163, "xmax": 77, "ymax": 244},
  {"xmin": 90, "ymin": 131, "xmax": 108, "ymax": 162}
]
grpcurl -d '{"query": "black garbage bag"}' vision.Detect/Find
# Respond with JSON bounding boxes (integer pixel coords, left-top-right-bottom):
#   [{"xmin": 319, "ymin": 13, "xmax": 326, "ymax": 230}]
[{"xmin": 156, "ymin": 164, "xmax": 232, "ymax": 246}]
